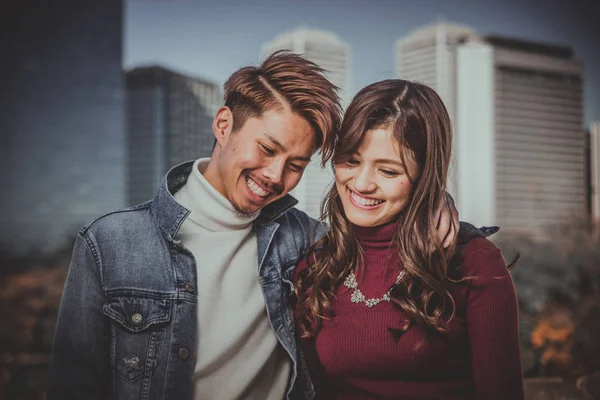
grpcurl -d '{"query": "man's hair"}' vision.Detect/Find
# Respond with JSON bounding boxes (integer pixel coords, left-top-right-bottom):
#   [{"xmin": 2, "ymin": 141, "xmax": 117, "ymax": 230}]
[{"xmin": 223, "ymin": 50, "xmax": 342, "ymax": 164}]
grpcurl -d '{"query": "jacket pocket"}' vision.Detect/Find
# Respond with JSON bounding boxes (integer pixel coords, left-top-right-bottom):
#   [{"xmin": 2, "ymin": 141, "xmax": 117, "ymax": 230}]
[{"xmin": 103, "ymin": 296, "xmax": 171, "ymax": 382}]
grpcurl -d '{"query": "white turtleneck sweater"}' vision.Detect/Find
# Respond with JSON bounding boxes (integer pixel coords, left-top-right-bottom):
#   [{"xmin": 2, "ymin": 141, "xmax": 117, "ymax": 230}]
[{"xmin": 174, "ymin": 158, "xmax": 291, "ymax": 400}]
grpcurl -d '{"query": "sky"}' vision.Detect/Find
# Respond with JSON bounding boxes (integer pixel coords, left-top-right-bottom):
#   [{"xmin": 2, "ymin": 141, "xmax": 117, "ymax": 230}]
[{"xmin": 124, "ymin": 0, "xmax": 600, "ymax": 128}]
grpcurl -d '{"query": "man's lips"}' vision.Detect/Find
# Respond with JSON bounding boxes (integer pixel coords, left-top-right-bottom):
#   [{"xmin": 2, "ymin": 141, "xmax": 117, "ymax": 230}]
[
  {"xmin": 247, "ymin": 176, "xmax": 270, "ymax": 197},
  {"xmin": 245, "ymin": 175, "xmax": 283, "ymax": 199}
]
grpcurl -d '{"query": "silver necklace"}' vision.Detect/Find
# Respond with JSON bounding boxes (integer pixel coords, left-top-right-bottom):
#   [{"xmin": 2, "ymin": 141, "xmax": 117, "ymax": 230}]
[{"xmin": 344, "ymin": 269, "xmax": 405, "ymax": 308}]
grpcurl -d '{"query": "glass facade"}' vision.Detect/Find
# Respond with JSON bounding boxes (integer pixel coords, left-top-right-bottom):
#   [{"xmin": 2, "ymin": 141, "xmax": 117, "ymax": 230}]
[
  {"xmin": 0, "ymin": 0, "xmax": 125, "ymax": 254},
  {"xmin": 125, "ymin": 67, "xmax": 221, "ymax": 205}
]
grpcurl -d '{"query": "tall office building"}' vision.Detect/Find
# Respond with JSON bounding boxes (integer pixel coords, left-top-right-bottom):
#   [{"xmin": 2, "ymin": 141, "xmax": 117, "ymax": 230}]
[
  {"xmin": 457, "ymin": 36, "xmax": 586, "ymax": 236},
  {"xmin": 261, "ymin": 27, "xmax": 351, "ymax": 218},
  {"xmin": 590, "ymin": 122, "xmax": 600, "ymax": 223},
  {"xmin": 0, "ymin": 0, "xmax": 125, "ymax": 254},
  {"xmin": 126, "ymin": 66, "xmax": 222, "ymax": 205},
  {"xmin": 395, "ymin": 22, "xmax": 475, "ymax": 199}
]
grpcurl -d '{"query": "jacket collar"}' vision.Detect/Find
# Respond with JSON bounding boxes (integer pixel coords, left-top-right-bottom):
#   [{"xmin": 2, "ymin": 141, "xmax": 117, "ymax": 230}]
[{"xmin": 151, "ymin": 161, "xmax": 298, "ymax": 241}]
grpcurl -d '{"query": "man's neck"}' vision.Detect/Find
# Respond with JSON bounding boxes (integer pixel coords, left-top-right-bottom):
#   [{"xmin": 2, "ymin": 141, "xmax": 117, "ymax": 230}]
[
  {"xmin": 175, "ymin": 158, "xmax": 259, "ymax": 231},
  {"xmin": 202, "ymin": 155, "xmax": 228, "ymax": 200}
]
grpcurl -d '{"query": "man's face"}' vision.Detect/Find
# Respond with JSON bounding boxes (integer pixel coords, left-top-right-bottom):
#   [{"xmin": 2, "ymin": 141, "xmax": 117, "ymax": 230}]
[{"xmin": 211, "ymin": 108, "xmax": 317, "ymax": 215}]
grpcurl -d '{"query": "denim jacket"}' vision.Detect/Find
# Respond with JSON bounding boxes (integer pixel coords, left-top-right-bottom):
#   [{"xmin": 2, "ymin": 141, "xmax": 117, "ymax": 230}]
[{"xmin": 49, "ymin": 161, "xmax": 322, "ymax": 400}]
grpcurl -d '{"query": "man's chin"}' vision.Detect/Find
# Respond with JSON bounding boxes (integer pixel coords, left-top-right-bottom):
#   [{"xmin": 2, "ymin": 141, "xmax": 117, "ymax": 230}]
[
  {"xmin": 230, "ymin": 199, "xmax": 262, "ymax": 217},
  {"xmin": 233, "ymin": 194, "xmax": 283, "ymax": 216}
]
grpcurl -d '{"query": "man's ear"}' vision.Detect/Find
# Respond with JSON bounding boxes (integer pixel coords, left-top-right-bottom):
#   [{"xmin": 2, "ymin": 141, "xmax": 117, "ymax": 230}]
[{"xmin": 212, "ymin": 106, "xmax": 234, "ymax": 146}]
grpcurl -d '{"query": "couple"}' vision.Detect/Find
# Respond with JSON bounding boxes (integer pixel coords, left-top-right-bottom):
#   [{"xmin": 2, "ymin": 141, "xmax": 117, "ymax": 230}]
[{"xmin": 48, "ymin": 51, "xmax": 524, "ymax": 399}]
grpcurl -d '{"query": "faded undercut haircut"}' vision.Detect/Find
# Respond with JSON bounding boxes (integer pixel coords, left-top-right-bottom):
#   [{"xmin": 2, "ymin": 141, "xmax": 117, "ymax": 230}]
[{"xmin": 223, "ymin": 50, "xmax": 342, "ymax": 165}]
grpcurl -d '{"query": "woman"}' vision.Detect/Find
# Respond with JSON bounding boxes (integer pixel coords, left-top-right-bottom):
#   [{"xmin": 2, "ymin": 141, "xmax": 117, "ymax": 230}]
[{"xmin": 295, "ymin": 80, "xmax": 524, "ymax": 400}]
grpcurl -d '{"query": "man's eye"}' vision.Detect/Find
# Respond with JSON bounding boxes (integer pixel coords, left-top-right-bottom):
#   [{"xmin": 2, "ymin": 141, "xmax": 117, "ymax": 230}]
[
  {"xmin": 259, "ymin": 143, "xmax": 275, "ymax": 156},
  {"xmin": 346, "ymin": 159, "xmax": 359, "ymax": 166},
  {"xmin": 289, "ymin": 164, "xmax": 305, "ymax": 172}
]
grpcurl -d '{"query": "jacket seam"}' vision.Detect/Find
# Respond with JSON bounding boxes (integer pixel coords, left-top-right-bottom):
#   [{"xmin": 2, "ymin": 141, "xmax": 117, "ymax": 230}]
[
  {"xmin": 104, "ymin": 289, "xmax": 178, "ymax": 299},
  {"xmin": 288, "ymin": 209, "xmax": 310, "ymax": 253},
  {"xmin": 80, "ymin": 230, "xmax": 105, "ymax": 289},
  {"xmin": 80, "ymin": 201, "xmax": 153, "ymax": 235},
  {"xmin": 169, "ymin": 209, "xmax": 191, "ymax": 242}
]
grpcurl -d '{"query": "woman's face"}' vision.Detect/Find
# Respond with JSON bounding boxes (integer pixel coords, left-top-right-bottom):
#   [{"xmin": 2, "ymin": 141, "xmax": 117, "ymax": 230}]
[{"xmin": 335, "ymin": 127, "xmax": 420, "ymax": 227}]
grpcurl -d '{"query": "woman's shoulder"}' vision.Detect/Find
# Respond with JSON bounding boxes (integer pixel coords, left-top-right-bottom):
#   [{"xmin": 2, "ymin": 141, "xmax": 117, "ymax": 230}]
[
  {"xmin": 294, "ymin": 252, "xmax": 322, "ymax": 281},
  {"xmin": 294, "ymin": 257, "xmax": 310, "ymax": 280},
  {"xmin": 460, "ymin": 237, "xmax": 512, "ymax": 284},
  {"xmin": 463, "ymin": 236, "xmax": 502, "ymax": 257}
]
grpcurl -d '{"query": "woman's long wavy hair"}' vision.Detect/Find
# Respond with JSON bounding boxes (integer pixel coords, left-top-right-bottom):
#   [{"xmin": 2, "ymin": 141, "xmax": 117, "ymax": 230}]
[{"xmin": 296, "ymin": 79, "xmax": 462, "ymax": 339}]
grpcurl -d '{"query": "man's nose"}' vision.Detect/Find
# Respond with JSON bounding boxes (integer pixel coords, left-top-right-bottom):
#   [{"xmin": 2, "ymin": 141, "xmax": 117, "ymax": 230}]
[{"xmin": 262, "ymin": 158, "xmax": 285, "ymax": 183}]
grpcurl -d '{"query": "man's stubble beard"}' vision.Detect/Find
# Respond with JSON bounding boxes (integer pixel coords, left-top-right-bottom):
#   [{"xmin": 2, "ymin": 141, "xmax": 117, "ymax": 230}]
[{"xmin": 229, "ymin": 197, "xmax": 262, "ymax": 218}]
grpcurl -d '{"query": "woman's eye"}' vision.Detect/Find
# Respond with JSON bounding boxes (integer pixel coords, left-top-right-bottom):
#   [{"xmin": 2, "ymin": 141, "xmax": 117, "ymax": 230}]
[
  {"xmin": 380, "ymin": 169, "xmax": 399, "ymax": 177},
  {"xmin": 259, "ymin": 143, "xmax": 275, "ymax": 156},
  {"xmin": 346, "ymin": 159, "xmax": 359, "ymax": 166}
]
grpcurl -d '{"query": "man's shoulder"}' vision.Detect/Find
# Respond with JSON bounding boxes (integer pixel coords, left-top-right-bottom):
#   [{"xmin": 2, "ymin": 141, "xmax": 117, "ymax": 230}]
[
  {"xmin": 264, "ymin": 207, "xmax": 325, "ymax": 253},
  {"xmin": 76, "ymin": 201, "xmax": 175, "ymax": 290},
  {"xmin": 80, "ymin": 200, "xmax": 154, "ymax": 238},
  {"xmin": 273, "ymin": 207, "xmax": 326, "ymax": 244},
  {"xmin": 279, "ymin": 207, "xmax": 317, "ymax": 226}
]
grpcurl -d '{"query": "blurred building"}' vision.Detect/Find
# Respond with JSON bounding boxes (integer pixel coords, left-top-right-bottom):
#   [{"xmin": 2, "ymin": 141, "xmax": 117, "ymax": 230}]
[
  {"xmin": 395, "ymin": 22, "xmax": 475, "ymax": 199},
  {"xmin": 590, "ymin": 122, "xmax": 600, "ymax": 223},
  {"xmin": 126, "ymin": 66, "xmax": 222, "ymax": 205},
  {"xmin": 0, "ymin": 0, "xmax": 125, "ymax": 254},
  {"xmin": 260, "ymin": 27, "xmax": 351, "ymax": 218},
  {"xmin": 585, "ymin": 129, "xmax": 592, "ymax": 218},
  {"xmin": 457, "ymin": 36, "xmax": 586, "ymax": 236}
]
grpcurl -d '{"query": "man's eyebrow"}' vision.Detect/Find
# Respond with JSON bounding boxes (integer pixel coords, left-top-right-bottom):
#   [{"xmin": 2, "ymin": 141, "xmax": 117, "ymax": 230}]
[
  {"xmin": 264, "ymin": 134, "xmax": 286, "ymax": 152},
  {"xmin": 264, "ymin": 134, "xmax": 312, "ymax": 162},
  {"xmin": 294, "ymin": 156, "xmax": 312, "ymax": 162}
]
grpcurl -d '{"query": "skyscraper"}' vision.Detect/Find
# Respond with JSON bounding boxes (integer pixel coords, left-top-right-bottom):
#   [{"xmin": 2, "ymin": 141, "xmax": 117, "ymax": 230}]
[
  {"xmin": 590, "ymin": 122, "xmax": 600, "ymax": 223},
  {"xmin": 261, "ymin": 27, "xmax": 351, "ymax": 218},
  {"xmin": 457, "ymin": 36, "xmax": 586, "ymax": 236},
  {"xmin": 126, "ymin": 66, "xmax": 222, "ymax": 205},
  {"xmin": 395, "ymin": 22, "xmax": 475, "ymax": 199},
  {"xmin": 0, "ymin": 0, "xmax": 125, "ymax": 254}
]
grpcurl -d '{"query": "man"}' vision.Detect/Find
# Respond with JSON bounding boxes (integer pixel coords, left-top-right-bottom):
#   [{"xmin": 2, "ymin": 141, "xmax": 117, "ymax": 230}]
[{"xmin": 48, "ymin": 51, "xmax": 459, "ymax": 400}]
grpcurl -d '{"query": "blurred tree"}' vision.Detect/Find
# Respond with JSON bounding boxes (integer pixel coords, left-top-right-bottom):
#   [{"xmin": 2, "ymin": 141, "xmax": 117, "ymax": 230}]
[{"xmin": 497, "ymin": 219, "xmax": 600, "ymax": 396}]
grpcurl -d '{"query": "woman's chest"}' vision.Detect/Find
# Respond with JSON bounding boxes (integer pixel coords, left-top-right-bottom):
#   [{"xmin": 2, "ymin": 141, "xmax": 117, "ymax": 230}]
[{"xmin": 314, "ymin": 283, "xmax": 471, "ymax": 378}]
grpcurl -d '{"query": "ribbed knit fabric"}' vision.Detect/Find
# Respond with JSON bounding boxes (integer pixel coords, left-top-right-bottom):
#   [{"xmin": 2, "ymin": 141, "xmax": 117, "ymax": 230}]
[{"xmin": 295, "ymin": 222, "xmax": 524, "ymax": 400}]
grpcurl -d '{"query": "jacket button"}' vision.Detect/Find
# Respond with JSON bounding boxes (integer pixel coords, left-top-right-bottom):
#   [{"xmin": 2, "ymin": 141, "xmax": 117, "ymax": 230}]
[
  {"xmin": 178, "ymin": 347, "xmax": 189, "ymax": 360},
  {"xmin": 185, "ymin": 283, "xmax": 195, "ymax": 293},
  {"xmin": 131, "ymin": 313, "xmax": 143, "ymax": 324}
]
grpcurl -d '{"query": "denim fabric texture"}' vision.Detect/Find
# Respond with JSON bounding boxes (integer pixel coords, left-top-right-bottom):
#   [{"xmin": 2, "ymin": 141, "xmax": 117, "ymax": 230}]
[{"xmin": 48, "ymin": 161, "xmax": 324, "ymax": 400}]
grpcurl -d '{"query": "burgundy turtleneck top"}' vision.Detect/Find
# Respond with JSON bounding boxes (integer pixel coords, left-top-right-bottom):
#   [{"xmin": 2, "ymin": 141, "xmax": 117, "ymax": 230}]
[{"xmin": 294, "ymin": 222, "xmax": 524, "ymax": 400}]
